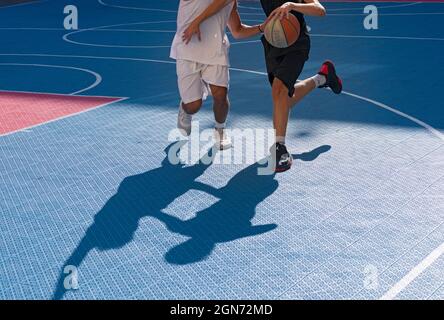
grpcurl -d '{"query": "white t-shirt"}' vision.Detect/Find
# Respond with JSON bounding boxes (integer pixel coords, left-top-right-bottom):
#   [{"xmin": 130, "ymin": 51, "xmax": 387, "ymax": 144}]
[{"xmin": 170, "ymin": 0, "xmax": 234, "ymax": 67}]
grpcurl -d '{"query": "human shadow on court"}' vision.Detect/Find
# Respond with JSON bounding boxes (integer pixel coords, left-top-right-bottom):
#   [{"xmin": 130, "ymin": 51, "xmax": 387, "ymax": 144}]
[
  {"xmin": 148, "ymin": 145, "xmax": 331, "ymax": 265},
  {"xmin": 52, "ymin": 142, "xmax": 214, "ymax": 300},
  {"xmin": 293, "ymin": 145, "xmax": 331, "ymax": 161},
  {"xmin": 153, "ymin": 160, "xmax": 279, "ymax": 265},
  {"xmin": 52, "ymin": 143, "xmax": 330, "ymax": 299}
]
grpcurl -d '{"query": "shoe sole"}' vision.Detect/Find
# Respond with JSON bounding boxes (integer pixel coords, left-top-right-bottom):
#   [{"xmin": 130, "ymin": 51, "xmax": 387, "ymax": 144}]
[{"xmin": 274, "ymin": 159, "xmax": 293, "ymax": 173}]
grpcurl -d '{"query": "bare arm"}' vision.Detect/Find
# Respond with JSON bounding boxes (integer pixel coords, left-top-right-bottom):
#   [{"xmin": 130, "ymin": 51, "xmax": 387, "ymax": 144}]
[
  {"xmin": 228, "ymin": 1, "xmax": 267, "ymax": 39},
  {"xmin": 270, "ymin": 0, "xmax": 326, "ymax": 20},
  {"xmin": 182, "ymin": 0, "xmax": 235, "ymax": 44}
]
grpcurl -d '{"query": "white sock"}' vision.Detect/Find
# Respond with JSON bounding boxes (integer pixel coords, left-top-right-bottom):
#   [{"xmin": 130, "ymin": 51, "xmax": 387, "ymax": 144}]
[
  {"xmin": 311, "ymin": 74, "xmax": 326, "ymax": 87},
  {"xmin": 215, "ymin": 121, "xmax": 225, "ymax": 129},
  {"xmin": 276, "ymin": 136, "xmax": 286, "ymax": 144}
]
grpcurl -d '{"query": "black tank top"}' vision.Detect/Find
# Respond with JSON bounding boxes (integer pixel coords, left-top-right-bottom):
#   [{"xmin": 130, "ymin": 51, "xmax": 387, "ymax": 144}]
[{"xmin": 260, "ymin": 0, "xmax": 310, "ymax": 56}]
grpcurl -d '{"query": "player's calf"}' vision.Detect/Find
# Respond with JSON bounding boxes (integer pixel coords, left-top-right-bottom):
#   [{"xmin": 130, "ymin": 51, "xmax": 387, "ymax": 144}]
[
  {"xmin": 178, "ymin": 100, "xmax": 202, "ymax": 136},
  {"xmin": 210, "ymin": 85, "xmax": 232, "ymax": 150}
]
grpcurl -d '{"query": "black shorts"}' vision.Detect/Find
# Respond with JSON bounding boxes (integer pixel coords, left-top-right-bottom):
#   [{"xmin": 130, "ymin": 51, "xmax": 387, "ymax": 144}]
[{"xmin": 263, "ymin": 48, "xmax": 309, "ymax": 97}]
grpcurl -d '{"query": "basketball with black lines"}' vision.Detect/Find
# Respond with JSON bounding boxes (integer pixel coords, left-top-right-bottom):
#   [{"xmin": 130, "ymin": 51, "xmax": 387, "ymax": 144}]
[{"xmin": 264, "ymin": 13, "xmax": 301, "ymax": 48}]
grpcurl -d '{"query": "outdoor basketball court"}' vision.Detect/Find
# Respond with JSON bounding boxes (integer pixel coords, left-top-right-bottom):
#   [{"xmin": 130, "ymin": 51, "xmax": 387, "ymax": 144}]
[{"xmin": 0, "ymin": 0, "xmax": 443, "ymax": 300}]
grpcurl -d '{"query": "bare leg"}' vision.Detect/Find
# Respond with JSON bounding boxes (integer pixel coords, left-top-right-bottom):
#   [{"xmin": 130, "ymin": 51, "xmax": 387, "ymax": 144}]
[
  {"xmin": 288, "ymin": 78, "xmax": 317, "ymax": 108},
  {"xmin": 209, "ymin": 85, "xmax": 229, "ymax": 124},
  {"xmin": 272, "ymin": 78, "xmax": 291, "ymax": 138},
  {"xmin": 272, "ymin": 77, "xmax": 319, "ymax": 138},
  {"xmin": 182, "ymin": 99, "xmax": 203, "ymax": 115}
]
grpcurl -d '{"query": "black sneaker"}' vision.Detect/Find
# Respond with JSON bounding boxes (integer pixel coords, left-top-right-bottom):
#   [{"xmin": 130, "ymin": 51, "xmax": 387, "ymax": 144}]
[
  {"xmin": 271, "ymin": 142, "xmax": 293, "ymax": 172},
  {"xmin": 318, "ymin": 60, "xmax": 342, "ymax": 94}
]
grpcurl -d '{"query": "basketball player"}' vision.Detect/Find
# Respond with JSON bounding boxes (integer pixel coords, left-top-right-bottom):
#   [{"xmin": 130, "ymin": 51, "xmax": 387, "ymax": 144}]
[
  {"xmin": 185, "ymin": 0, "xmax": 343, "ymax": 172},
  {"xmin": 171, "ymin": 0, "xmax": 266, "ymax": 150}
]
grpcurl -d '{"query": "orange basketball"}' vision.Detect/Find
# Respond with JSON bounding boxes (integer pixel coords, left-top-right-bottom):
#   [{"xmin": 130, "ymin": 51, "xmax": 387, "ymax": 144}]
[{"xmin": 264, "ymin": 13, "xmax": 300, "ymax": 48}]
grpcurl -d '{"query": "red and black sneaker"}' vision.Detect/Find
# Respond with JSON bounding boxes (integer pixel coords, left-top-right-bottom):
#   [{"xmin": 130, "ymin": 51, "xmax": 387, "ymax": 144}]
[
  {"xmin": 318, "ymin": 60, "xmax": 343, "ymax": 94},
  {"xmin": 270, "ymin": 142, "xmax": 293, "ymax": 173}
]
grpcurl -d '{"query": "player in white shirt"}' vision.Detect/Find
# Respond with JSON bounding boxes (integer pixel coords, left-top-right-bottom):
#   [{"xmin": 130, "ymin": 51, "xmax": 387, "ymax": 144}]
[{"xmin": 170, "ymin": 0, "xmax": 267, "ymax": 150}]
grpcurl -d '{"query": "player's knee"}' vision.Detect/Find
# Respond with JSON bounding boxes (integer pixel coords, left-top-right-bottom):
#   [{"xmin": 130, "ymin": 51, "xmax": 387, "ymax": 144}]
[
  {"xmin": 272, "ymin": 79, "xmax": 287, "ymax": 99},
  {"xmin": 182, "ymin": 100, "xmax": 202, "ymax": 114},
  {"xmin": 211, "ymin": 87, "xmax": 228, "ymax": 105}
]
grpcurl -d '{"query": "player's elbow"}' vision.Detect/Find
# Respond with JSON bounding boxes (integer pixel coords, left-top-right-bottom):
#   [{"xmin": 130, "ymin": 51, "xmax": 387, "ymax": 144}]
[
  {"xmin": 231, "ymin": 28, "xmax": 243, "ymax": 39},
  {"xmin": 317, "ymin": 5, "xmax": 326, "ymax": 17}
]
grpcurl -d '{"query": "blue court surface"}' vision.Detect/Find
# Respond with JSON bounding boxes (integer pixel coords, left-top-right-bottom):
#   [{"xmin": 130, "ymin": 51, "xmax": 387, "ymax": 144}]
[{"xmin": 0, "ymin": 0, "xmax": 443, "ymax": 300}]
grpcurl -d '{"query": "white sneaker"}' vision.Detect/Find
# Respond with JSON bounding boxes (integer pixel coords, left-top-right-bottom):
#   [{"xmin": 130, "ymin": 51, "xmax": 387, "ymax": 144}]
[
  {"xmin": 214, "ymin": 128, "xmax": 232, "ymax": 150},
  {"xmin": 177, "ymin": 101, "xmax": 192, "ymax": 136}
]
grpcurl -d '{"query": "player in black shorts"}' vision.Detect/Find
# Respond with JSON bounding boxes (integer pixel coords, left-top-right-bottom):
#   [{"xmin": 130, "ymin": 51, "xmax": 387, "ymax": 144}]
[{"xmin": 260, "ymin": 0, "xmax": 342, "ymax": 172}]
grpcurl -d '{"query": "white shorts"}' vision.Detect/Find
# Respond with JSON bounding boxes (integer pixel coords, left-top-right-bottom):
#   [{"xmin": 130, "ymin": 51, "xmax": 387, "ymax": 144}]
[{"xmin": 176, "ymin": 60, "xmax": 229, "ymax": 104}]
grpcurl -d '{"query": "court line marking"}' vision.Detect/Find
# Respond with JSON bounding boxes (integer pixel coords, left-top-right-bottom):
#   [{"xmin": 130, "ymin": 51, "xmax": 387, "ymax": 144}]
[
  {"xmin": 380, "ymin": 242, "xmax": 444, "ymax": 300},
  {"xmin": 241, "ymin": 11, "xmax": 444, "ymax": 17},
  {"xmin": 97, "ymin": 0, "xmax": 178, "ymax": 13},
  {"xmin": 238, "ymin": 2, "xmax": 421, "ymax": 11},
  {"xmin": 4, "ymin": 3, "xmax": 444, "ymax": 298},
  {"xmin": 231, "ymin": 31, "xmax": 444, "ymax": 43},
  {"xmin": 351, "ymin": 218, "xmax": 444, "ymax": 298},
  {"xmin": 97, "ymin": 0, "xmax": 426, "ymax": 16},
  {"xmin": 96, "ymin": 0, "xmax": 264, "ymax": 15},
  {"xmin": 2, "ymin": 52, "xmax": 443, "ymax": 143},
  {"xmin": 60, "ymin": 20, "xmax": 444, "ymax": 50},
  {"xmin": 0, "ymin": 63, "xmax": 123, "ymax": 138},
  {"xmin": 329, "ymin": 12, "xmax": 444, "ymax": 16},
  {"xmin": 310, "ymin": 33, "xmax": 444, "ymax": 41},
  {"xmin": 234, "ymin": 65, "xmax": 444, "ymax": 141},
  {"xmin": 0, "ymin": 96, "xmax": 127, "ymax": 138},
  {"xmin": 0, "ymin": 0, "xmax": 46, "ymax": 10},
  {"xmin": 63, "ymin": 20, "xmax": 176, "ymax": 49},
  {"xmin": 276, "ymin": 171, "xmax": 444, "ymax": 299},
  {"xmin": 0, "ymin": 88, "xmax": 123, "ymax": 100},
  {"xmin": 2, "ymin": 53, "xmax": 443, "ymax": 298},
  {"xmin": 231, "ymin": 66, "xmax": 444, "ymax": 298},
  {"xmin": 0, "ymin": 27, "xmax": 176, "ymax": 32},
  {"xmin": 0, "ymin": 63, "xmax": 102, "ymax": 95}
]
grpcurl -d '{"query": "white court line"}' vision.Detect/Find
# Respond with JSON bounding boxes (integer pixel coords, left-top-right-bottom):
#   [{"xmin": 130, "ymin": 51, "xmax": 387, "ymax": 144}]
[
  {"xmin": 63, "ymin": 20, "xmax": 176, "ymax": 49},
  {"xmin": 60, "ymin": 19, "xmax": 444, "ymax": 50},
  {"xmin": 380, "ymin": 242, "xmax": 444, "ymax": 300},
  {"xmin": 97, "ymin": 0, "xmax": 177, "ymax": 13},
  {"xmin": 0, "ymin": 0, "xmax": 46, "ymax": 10},
  {"xmin": 2, "ymin": 52, "xmax": 443, "ymax": 143},
  {"xmin": 0, "ymin": 27, "xmax": 176, "ymax": 32},
  {"xmin": 99, "ymin": 0, "xmax": 424, "ymax": 16},
  {"xmin": 2, "ymin": 53, "xmax": 443, "ymax": 298},
  {"xmin": 310, "ymin": 33, "xmax": 444, "ymax": 42},
  {"xmin": 94, "ymin": 0, "xmax": 443, "ymax": 17},
  {"xmin": 5, "ymin": 26, "xmax": 444, "ymax": 43},
  {"xmin": 0, "ymin": 97, "xmax": 127, "ymax": 138},
  {"xmin": 238, "ymin": 2, "xmax": 421, "ymax": 11},
  {"xmin": 230, "ymin": 67, "xmax": 444, "ymax": 141},
  {"xmin": 0, "ymin": 88, "xmax": 123, "ymax": 100},
  {"xmin": 329, "ymin": 12, "xmax": 444, "ymax": 16},
  {"xmin": 96, "ymin": 0, "xmax": 267, "ymax": 16},
  {"xmin": 0, "ymin": 63, "xmax": 102, "ymax": 95},
  {"xmin": 231, "ymin": 31, "xmax": 444, "ymax": 43}
]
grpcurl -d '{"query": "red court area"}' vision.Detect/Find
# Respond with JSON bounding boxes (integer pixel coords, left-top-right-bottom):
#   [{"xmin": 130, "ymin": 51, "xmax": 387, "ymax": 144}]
[{"xmin": 0, "ymin": 91, "xmax": 121, "ymax": 135}]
